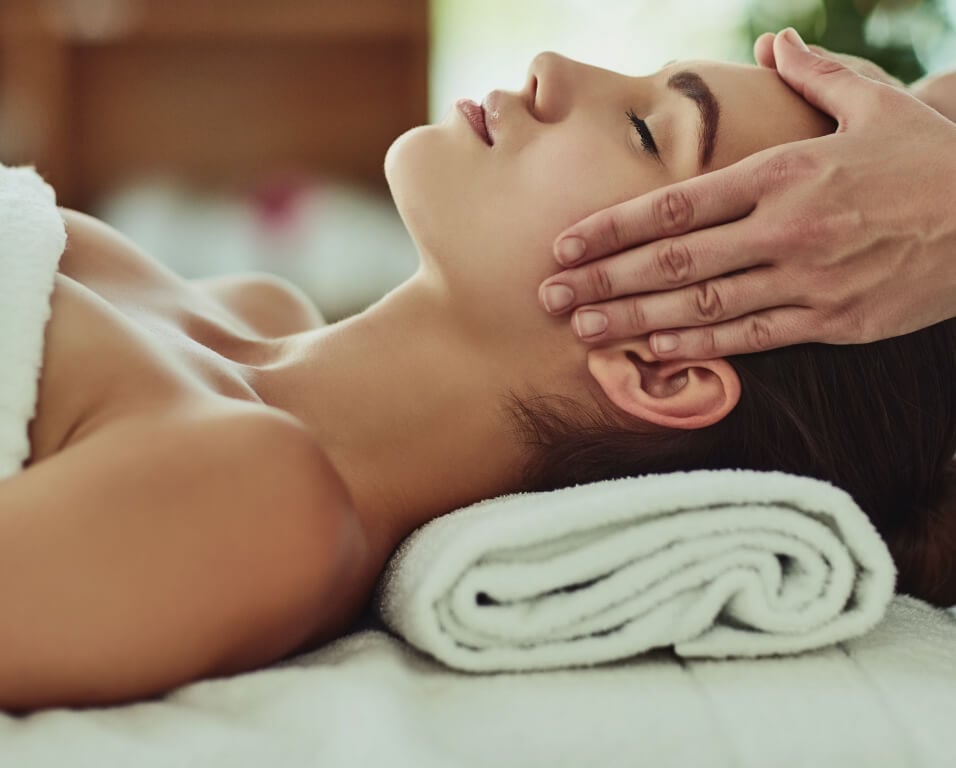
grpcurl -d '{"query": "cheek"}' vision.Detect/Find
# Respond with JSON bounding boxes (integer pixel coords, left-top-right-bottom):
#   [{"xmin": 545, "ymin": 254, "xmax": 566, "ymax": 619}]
[
  {"xmin": 490, "ymin": 138, "xmax": 652, "ymax": 279},
  {"xmin": 388, "ymin": 120, "xmax": 652, "ymax": 270},
  {"xmin": 385, "ymin": 123, "xmax": 658, "ymax": 326}
]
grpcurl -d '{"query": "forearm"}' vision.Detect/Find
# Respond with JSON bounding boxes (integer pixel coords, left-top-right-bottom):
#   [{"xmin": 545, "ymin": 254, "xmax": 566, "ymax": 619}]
[{"xmin": 909, "ymin": 70, "xmax": 956, "ymax": 122}]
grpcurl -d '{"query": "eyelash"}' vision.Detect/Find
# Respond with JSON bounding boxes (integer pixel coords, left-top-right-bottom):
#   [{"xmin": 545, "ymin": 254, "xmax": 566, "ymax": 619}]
[{"xmin": 626, "ymin": 108, "xmax": 659, "ymax": 157}]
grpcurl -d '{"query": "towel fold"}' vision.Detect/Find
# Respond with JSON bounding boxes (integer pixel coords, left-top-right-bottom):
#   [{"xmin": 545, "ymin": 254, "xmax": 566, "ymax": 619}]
[
  {"xmin": 0, "ymin": 163, "xmax": 67, "ymax": 481},
  {"xmin": 374, "ymin": 469, "xmax": 897, "ymax": 672}
]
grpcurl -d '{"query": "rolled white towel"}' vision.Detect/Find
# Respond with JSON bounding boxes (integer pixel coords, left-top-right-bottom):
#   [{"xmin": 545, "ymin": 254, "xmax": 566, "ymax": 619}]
[{"xmin": 374, "ymin": 469, "xmax": 897, "ymax": 672}]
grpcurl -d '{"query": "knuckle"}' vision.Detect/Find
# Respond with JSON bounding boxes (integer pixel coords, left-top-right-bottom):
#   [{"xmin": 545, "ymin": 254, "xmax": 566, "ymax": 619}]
[
  {"xmin": 692, "ymin": 281, "xmax": 726, "ymax": 323},
  {"xmin": 745, "ymin": 315, "xmax": 776, "ymax": 352},
  {"xmin": 625, "ymin": 297, "xmax": 648, "ymax": 334},
  {"xmin": 755, "ymin": 151, "xmax": 816, "ymax": 194},
  {"xmin": 655, "ymin": 239, "xmax": 695, "ymax": 284},
  {"xmin": 587, "ymin": 264, "xmax": 615, "ymax": 301},
  {"xmin": 756, "ymin": 156, "xmax": 793, "ymax": 193},
  {"xmin": 699, "ymin": 326, "xmax": 719, "ymax": 357},
  {"xmin": 839, "ymin": 205, "xmax": 867, "ymax": 238},
  {"xmin": 858, "ymin": 78, "xmax": 901, "ymax": 116},
  {"xmin": 606, "ymin": 211, "xmax": 629, "ymax": 252},
  {"xmin": 791, "ymin": 268, "xmax": 823, "ymax": 306},
  {"xmin": 749, "ymin": 218, "xmax": 784, "ymax": 256},
  {"xmin": 829, "ymin": 303, "xmax": 867, "ymax": 343},
  {"xmin": 871, "ymin": 82, "xmax": 899, "ymax": 107},
  {"xmin": 819, "ymin": 268, "xmax": 853, "ymax": 309},
  {"xmin": 653, "ymin": 188, "xmax": 695, "ymax": 236},
  {"xmin": 809, "ymin": 54, "xmax": 847, "ymax": 79},
  {"xmin": 781, "ymin": 210, "xmax": 835, "ymax": 250}
]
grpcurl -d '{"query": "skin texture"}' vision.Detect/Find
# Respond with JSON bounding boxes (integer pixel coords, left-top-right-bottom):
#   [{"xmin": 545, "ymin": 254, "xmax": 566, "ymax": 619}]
[
  {"xmin": 250, "ymin": 53, "xmax": 836, "ymax": 562},
  {"xmin": 541, "ymin": 29, "xmax": 956, "ymax": 359},
  {"xmin": 7, "ymin": 47, "xmax": 946, "ymax": 713}
]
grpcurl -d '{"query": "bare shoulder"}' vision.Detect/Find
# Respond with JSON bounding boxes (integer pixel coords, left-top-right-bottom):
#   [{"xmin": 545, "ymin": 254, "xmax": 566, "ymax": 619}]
[
  {"xmin": 192, "ymin": 272, "xmax": 327, "ymax": 337},
  {"xmin": 0, "ymin": 404, "xmax": 366, "ymax": 711},
  {"xmin": 147, "ymin": 406, "xmax": 371, "ymax": 673},
  {"xmin": 80, "ymin": 403, "xmax": 348, "ymax": 512},
  {"xmin": 180, "ymin": 405, "xmax": 363, "ymax": 580},
  {"xmin": 202, "ymin": 405, "xmax": 343, "ymax": 488},
  {"xmin": 186, "ymin": 403, "xmax": 318, "ymax": 471}
]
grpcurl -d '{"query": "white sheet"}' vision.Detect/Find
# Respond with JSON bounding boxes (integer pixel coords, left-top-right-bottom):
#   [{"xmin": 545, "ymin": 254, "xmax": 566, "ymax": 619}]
[{"xmin": 3, "ymin": 596, "xmax": 954, "ymax": 767}]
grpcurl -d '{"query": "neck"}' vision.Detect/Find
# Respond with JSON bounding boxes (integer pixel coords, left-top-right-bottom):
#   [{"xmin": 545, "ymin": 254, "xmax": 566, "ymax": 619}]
[{"xmin": 251, "ymin": 272, "xmax": 532, "ymax": 566}]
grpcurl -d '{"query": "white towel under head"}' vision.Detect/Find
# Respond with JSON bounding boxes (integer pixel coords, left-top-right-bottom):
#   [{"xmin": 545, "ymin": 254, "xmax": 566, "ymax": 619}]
[
  {"xmin": 374, "ymin": 469, "xmax": 897, "ymax": 672},
  {"xmin": 0, "ymin": 164, "xmax": 67, "ymax": 480}
]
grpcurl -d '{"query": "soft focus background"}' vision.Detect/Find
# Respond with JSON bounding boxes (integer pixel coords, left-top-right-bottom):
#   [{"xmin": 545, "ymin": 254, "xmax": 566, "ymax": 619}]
[{"xmin": 1, "ymin": 0, "xmax": 953, "ymax": 321}]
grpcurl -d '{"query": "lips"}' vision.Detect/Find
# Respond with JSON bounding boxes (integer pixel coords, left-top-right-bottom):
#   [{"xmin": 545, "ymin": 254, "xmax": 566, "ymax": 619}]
[{"xmin": 456, "ymin": 98, "xmax": 493, "ymax": 146}]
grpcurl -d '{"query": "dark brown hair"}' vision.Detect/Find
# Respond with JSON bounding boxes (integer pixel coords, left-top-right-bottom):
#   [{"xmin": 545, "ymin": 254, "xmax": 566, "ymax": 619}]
[{"xmin": 510, "ymin": 319, "xmax": 956, "ymax": 607}]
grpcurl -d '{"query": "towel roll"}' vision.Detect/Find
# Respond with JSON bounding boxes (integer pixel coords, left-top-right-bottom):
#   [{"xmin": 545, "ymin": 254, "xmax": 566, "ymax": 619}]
[{"xmin": 374, "ymin": 469, "xmax": 897, "ymax": 672}]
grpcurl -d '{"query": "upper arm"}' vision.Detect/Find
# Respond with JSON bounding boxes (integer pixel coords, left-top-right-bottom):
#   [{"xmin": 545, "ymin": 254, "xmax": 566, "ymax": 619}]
[{"xmin": 0, "ymin": 409, "xmax": 364, "ymax": 712}]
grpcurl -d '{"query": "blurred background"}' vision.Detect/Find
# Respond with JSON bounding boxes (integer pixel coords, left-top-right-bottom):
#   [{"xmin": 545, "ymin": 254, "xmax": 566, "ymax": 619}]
[{"xmin": 0, "ymin": 0, "xmax": 953, "ymax": 321}]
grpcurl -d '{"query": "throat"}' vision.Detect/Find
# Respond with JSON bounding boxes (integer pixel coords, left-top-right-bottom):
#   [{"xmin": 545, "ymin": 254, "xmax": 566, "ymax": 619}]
[
  {"xmin": 169, "ymin": 314, "xmax": 284, "ymax": 406},
  {"xmin": 251, "ymin": 277, "xmax": 528, "ymax": 559}
]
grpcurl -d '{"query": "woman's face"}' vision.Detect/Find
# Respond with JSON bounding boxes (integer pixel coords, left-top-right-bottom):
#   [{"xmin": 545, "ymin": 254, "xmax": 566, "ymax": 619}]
[{"xmin": 384, "ymin": 52, "xmax": 834, "ymax": 344}]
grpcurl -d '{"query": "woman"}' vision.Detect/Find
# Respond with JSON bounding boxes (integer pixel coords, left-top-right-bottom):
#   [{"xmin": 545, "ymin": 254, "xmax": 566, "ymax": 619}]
[{"xmin": 3, "ymin": 52, "xmax": 953, "ymax": 712}]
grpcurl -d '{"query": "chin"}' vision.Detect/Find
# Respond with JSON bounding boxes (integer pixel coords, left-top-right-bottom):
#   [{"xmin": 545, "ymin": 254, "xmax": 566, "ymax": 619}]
[
  {"xmin": 384, "ymin": 123, "xmax": 458, "ymax": 260},
  {"xmin": 383, "ymin": 124, "xmax": 423, "ymax": 190}
]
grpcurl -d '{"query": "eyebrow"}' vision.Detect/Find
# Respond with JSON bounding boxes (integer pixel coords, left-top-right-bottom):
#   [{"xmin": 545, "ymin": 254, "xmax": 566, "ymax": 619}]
[{"xmin": 666, "ymin": 70, "xmax": 721, "ymax": 169}]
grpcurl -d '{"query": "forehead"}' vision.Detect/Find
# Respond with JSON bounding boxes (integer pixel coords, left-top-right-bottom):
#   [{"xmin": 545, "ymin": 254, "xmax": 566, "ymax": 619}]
[{"xmin": 660, "ymin": 60, "xmax": 835, "ymax": 172}]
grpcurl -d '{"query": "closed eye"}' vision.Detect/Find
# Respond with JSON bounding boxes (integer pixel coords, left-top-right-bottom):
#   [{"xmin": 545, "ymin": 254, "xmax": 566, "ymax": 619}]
[{"xmin": 626, "ymin": 108, "xmax": 661, "ymax": 163}]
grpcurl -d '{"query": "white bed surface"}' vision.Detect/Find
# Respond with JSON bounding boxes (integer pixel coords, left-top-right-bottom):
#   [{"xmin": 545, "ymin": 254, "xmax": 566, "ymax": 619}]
[{"xmin": 2, "ymin": 596, "xmax": 954, "ymax": 768}]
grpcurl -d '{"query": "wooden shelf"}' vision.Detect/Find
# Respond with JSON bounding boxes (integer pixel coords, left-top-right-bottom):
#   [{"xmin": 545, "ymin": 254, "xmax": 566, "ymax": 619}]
[
  {"xmin": 0, "ymin": 0, "xmax": 429, "ymax": 210},
  {"xmin": 1, "ymin": 0, "xmax": 428, "ymax": 41}
]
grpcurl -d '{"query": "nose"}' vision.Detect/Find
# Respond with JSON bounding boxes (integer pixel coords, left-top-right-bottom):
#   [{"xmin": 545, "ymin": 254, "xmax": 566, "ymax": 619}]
[{"xmin": 526, "ymin": 51, "xmax": 578, "ymax": 122}]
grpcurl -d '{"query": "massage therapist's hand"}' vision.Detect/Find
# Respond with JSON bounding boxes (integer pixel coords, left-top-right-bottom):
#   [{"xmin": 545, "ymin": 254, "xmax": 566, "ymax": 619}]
[{"xmin": 539, "ymin": 28, "xmax": 956, "ymax": 358}]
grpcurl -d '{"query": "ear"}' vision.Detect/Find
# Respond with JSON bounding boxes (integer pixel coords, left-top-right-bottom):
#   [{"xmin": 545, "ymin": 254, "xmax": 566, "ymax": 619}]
[{"xmin": 586, "ymin": 337, "xmax": 741, "ymax": 430}]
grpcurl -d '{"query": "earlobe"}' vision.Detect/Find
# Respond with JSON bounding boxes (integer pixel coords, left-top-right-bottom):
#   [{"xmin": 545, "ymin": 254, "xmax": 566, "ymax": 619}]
[{"xmin": 586, "ymin": 338, "xmax": 740, "ymax": 430}]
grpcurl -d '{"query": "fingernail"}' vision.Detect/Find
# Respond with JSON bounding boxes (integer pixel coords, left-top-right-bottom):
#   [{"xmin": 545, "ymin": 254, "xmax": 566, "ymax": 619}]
[
  {"xmin": 556, "ymin": 236, "xmax": 586, "ymax": 266},
  {"xmin": 541, "ymin": 284, "xmax": 574, "ymax": 313},
  {"xmin": 782, "ymin": 27, "xmax": 809, "ymax": 52},
  {"xmin": 574, "ymin": 310, "xmax": 607, "ymax": 338},
  {"xmin": 653, "ymin": 333, "xmax": 680, "ymax": 354}
]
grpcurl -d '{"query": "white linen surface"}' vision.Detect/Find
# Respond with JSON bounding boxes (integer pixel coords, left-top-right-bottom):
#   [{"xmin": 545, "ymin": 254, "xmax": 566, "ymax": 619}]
[
  {"xmin": 375, "ymin": 469, "xmax": 897, "ymax": 671},
  {"xmin": 2, "ymin": 596, "xmax": 954, "ymax": 768},
  {"xmin": 0, "ymin": 164, "xmax": 66, "ymax": 480}
]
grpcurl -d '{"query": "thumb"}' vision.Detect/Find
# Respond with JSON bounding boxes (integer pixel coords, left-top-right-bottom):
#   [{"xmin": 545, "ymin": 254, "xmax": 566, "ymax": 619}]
[
  {"xmin": 772, "ymin": 27, "xmax": 871, "ymax": 124},
  {"xmin": 753, "ymin": 32, "xmax": 777, "ymax": 69}
]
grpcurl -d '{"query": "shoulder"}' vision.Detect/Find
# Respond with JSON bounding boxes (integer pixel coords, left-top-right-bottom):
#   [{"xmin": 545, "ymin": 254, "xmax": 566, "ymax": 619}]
[
  {"xmin": 192, "ymin": 272, "xmax": 327, "ymax": 337},
  {"xmin": 0, "ymin": 405, "xmax": 366, "ymax": 708},
  {"xmin": 144, "ymin": 406, "xmax": 370, "ymax": 671},
  {"xmin": 82, "ymin": 404, "xmax": 359, "ymax": 574},
  {"xmin": 177, "ymin": 405, "xmax": 353, "ymax": 525},
  {"xmin": 190, "ymin": 407, "xmax": 369, "ymax": 669},
  {"xmin": 84, "ymin": 404, "xmax": 355, "ymax": 540}
]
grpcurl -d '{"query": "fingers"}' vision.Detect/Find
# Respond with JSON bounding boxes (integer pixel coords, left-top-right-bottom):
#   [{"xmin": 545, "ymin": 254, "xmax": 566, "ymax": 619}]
[
  {"xmin": 548, "ymin": 265, "xmax": 805, "ymax": 352},
  {"xmin": 753, "ymin": 33, "xmax": 776, "ymax": 69},
  {"xmin": 756, "ymin": 30, "xmax": 839, "ymax": 70},
  {"xmin": 644, "ymin": 306, "xmax": 820, "ymax": 359},
  {"xmin": 552, "ymin": 160, "xmax": 758, "ymax": 268},
  {"xmin": 771, "ymin": 28, "xmax": 873, "ymax": 123},
  {"xmin": 541, "ymin": 217, "xmax": 762, "ymax": 313}
]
